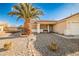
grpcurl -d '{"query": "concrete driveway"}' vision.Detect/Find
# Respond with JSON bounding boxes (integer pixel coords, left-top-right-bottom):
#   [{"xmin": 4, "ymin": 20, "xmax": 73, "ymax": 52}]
[{"xmin": 33, "ymin": 33, "xmax": 79, "ymax": 56}]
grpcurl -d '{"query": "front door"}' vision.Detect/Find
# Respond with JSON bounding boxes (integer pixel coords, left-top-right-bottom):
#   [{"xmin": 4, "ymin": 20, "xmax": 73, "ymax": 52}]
[{"xmin": 49, "ymin": 25, "xmax": 53, "ymax": 32}]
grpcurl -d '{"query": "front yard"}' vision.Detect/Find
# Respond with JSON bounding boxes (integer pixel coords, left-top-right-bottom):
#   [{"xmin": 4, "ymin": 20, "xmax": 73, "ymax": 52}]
[
  {"xmin": 34, "ymin": 33, "xmax": 79, "ymax": 56},
  {"xmin": 0, "ymin": 33, "xmax": 79, "ymax": 56}
]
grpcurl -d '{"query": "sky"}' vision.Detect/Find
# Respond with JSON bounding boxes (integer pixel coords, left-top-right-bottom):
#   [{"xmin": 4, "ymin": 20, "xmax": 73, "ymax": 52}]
[{"xmin": 0, "ymin": 3, "xmax": 79, "ymax": 26}]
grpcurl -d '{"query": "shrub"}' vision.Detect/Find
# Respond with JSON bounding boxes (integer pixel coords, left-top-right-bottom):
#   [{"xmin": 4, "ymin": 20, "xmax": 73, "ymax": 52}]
[
  {"xmin": 4, "ymin": 42, "xmax": 12, "ymax": 50},
  {"xmin": 48, "ymin": 41, "xmax": 58, "ymax": 51}
]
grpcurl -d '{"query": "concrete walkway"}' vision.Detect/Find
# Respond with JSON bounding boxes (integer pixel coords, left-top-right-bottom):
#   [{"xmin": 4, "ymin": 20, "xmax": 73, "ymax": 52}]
[
  {"xmin": 55, "ymin": 33, "xmax": 79, "ymax": 39},
  {"xmin": 33, "ymin": 33, "xmax": 79, "ymax": 56}
]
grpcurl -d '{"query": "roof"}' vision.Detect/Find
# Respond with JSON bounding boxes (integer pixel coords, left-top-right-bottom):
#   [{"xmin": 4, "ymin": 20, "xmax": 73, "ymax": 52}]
[
  {"xmin": 56, "ymin": 13, "xmax": 79, "ymax": 24},
  {"xmin": 37, "ymin": 13, "xmax": 79, "ymax": 24},
  {"xmin": 36, "ymin": 20, "xmax": 56, "ymax": 24},
  {"xmin": 37, "ymin": 20, "xmax": 56, "ymax": 22}
]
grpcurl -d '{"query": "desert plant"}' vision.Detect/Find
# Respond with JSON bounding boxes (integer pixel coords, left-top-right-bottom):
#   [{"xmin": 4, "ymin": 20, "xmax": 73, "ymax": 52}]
[
  {"xmin": 48, "ymin": 41, "xmax": 58, "ymax": 51},
  {"xmin": 8, "ymin": 3, "xmax": 43, "ymax": 35},
  {"xmin": 4, "ymin": 42, "xmax": 12, "ymax": 50}
]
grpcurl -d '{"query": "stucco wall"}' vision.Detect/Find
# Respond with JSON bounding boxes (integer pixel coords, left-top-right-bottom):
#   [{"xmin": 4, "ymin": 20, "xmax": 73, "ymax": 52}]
[
  {"xmin": 53, "ymin": 14, "xmax": 79, "ymax": 35},
  {"xmin": 65, "ymin": 14, "xmax": 79, "ymax": 35},
  {"xmin": 31, "ymin": 23, "xmax": 37, "ymax": 32},
  {"xmin": 31, "ymin": 14, "xmax": 79, "ymax": 34},
  {"xmin": 53, "ymin": 21, "xmax": 67, "ymax": 34}
]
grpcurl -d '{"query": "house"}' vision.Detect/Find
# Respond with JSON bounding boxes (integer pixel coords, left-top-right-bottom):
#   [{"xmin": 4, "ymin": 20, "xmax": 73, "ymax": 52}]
[
  {"xmin": 6, "ymin": 27, "xmax": 19, "ymax": 33},
  {"xmin": 0, "ymin": 22, "xmax": 8, "ymax": 35},
  {"xmin": 0, "ymin": 25, "xmax": 4, "ymax": 32},
  {"xmin": 53, "ymin": 13, "xmax": 79, "ymax": 35},
  {"xmin": 32, "ymin": 20, "xmax": 56, "ymax": 33},
  {"xmin": 0, "ymin": 13, "xmax": 79, "ymax": 36},
  {"xmin": 32, "ymin": 13, "xmax": 79, "ymax": 35}
]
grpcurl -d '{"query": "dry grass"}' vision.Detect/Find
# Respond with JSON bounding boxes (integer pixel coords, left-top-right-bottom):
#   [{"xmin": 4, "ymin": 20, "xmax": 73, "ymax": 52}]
[
  {"xmin": 48, "ymin": 41, "xmax": 58, "ymax": 51},
  {"xmin": 4, "ymin": 41, "xmax": 12, "ymax": 50}
]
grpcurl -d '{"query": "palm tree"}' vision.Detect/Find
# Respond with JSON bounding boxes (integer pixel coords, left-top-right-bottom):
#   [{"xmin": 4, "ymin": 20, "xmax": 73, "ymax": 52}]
[{"xmin": 8, "ymin": 3, "xmax": 43, "ymax": 35}]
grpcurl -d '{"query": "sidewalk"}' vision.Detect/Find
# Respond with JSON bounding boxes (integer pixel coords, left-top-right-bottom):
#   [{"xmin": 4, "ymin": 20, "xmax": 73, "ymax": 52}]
[{"xmin": 54, "ymin": 33, "xmax": 79, "ymax": 39}]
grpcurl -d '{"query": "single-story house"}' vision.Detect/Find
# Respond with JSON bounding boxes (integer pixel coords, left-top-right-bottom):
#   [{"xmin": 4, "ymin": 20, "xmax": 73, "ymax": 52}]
[
  {"xmin": 0, "ymin": 13, "xmax": 79, "ymax": 35},
  {"xmin": 32, "ymin": 20, "xmax": 56, "ymax": 33},
  {"xmin": 32, "ymin": 13, "xmax": 79, "ymax": 35}
]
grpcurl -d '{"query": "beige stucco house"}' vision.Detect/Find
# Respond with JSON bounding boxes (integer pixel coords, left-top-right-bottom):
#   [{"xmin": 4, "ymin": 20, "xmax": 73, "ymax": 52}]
[
  {"xmin": 32, "ymin": 20, "xmax": 56, "ymax": 33},
  {"xmin": 0, "ymin": 13, "xmax": 79, "ymax": 35},
  {"xmin": 32, "ymin": 13, "xmax": 79, "ymax": 35}
]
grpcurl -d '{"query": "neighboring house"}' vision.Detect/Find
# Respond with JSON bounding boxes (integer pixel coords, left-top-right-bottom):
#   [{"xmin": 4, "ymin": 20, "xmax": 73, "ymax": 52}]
[
  {"xmin": 32, "ymin": 13, "xmax": 79, "ymax": 35},
  {"xmin": 7, "ymin": 27, "xmax": 19, "ymax": 33},
  {"xmin": 0, "ymin": 22, "xmax": 8, "ymax": 35},
  {"xmin": 0, "ymin": 22, "xmax": 19, "ymax": 33},
  {"xmin": 0, "ymin": 22, "xmax": 8, "ymax": 32},
  {"xmin": 0, "ymin": 25, "xmax": 4, "ymax": 32}
]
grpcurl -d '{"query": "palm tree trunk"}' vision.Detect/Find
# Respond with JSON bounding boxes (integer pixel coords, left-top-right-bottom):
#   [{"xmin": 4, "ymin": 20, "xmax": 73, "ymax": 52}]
[{"xmin": 23, "ymin": 19, "xmax": 32, "ymax": 35}]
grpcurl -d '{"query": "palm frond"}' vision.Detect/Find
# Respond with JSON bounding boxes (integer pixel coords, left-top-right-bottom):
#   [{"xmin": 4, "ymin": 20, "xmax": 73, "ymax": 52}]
[
  {"xmin": 8, "ymin": 3, "xmax": 43, "ymax": 22},
  {"xmin": 16, "ymin": 15, "xmax": 22, "ymax": 22}
]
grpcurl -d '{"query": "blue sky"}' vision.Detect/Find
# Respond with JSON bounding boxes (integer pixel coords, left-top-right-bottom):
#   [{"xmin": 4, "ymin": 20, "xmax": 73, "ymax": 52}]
[{"xmin": 0, "ymin": 3, "xmax": 79, "ymax": 26}]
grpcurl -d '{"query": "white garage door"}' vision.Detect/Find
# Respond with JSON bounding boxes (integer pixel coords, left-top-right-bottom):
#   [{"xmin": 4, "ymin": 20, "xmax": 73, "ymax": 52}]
[{"xmin": 67, "ymin": 22, "xmax": 79, "ymax": 35}]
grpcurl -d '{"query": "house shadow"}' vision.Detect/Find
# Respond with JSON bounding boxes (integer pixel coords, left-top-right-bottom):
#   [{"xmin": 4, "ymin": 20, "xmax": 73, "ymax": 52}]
[{"xmin": 33, "ymin": 33, "xmax": 79, "ymax": 56}]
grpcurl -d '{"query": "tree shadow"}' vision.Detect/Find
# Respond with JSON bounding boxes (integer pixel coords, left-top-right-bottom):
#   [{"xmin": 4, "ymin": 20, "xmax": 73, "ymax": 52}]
[{"xmin": 0, "ymin": 48, "xmax": 8, "ymax": 52}]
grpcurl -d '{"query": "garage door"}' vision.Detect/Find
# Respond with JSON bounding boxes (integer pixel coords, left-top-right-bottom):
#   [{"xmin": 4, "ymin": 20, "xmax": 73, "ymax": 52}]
[{"xmin": 68, "ymin": 22, "xmax": 79, "ymax": 35}]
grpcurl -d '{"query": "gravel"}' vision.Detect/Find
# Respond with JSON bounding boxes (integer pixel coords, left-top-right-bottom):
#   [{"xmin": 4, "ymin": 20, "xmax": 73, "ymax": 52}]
[
  {"xmin": 0, "ymin": 33, "xmax": 79, "ymax": 56},
  {"xmin": 34, "ymin": 33, "xmax": 79, "ymax": 56},
  {"xmin": 0, "ymin": 34, "xmax": 41, "ymax": 56}
]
